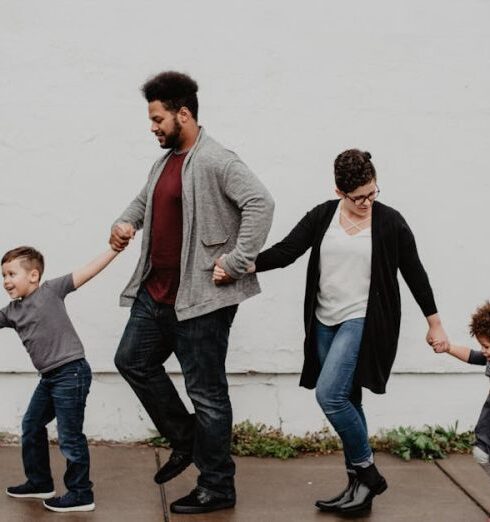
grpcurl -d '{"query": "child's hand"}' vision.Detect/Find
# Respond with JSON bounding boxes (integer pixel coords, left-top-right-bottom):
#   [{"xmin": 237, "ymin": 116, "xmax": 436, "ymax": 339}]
[{"xmin": 431, "ymin": 339, "xmax": 449, "ymax": 353}]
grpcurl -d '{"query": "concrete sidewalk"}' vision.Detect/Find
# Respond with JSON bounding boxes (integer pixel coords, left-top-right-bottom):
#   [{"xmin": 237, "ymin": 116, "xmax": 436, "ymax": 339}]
[{"xmin": 0, "ymin": 445, "xmax": 488, "ymax": 521}]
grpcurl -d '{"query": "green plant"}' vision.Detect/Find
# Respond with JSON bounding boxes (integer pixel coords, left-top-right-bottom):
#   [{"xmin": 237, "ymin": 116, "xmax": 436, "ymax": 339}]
[
  {"xmin": 146, "ymin": 421, "xmax": 474, "ymax": 461},
  {"xmin": 147, "ymin": 435, "xmax": 170, "ymax": 448},
  {"xmin": 0, "ymin": 432, "xmax": 19, "ymax": 444},
  {"xmin": 231, "ymin": 421, "xmax": 341, "ymax": 459},
  {"xmin": 375, "ymin": 423, "xmax": 475, "ymax": 461}
]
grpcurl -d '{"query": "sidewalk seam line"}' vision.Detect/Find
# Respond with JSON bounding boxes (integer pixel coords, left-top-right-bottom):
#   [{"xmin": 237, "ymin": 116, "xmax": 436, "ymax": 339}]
[
  {"xmin": 434, "ymin": 461, "xmax": 490, "ymax": 516},
  {"xmin": 155, "ymin": 448, "xmax": 170, "ymax": 522}
]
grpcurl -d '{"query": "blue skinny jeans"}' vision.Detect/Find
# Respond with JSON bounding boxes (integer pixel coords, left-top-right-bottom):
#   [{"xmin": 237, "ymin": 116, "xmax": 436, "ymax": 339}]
[{"xmin": 315, "ymin": 317, "xmax": 372, "ymax": 468}]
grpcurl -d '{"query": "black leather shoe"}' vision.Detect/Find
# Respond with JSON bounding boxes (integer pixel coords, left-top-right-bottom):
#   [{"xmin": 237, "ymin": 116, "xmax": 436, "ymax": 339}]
[
  {"xmin": 170, "ymin": 487, "xmax": 236, "ymax": 514},
  {"xmin": 338, "ymin": 463, "xmax": 387, "ymax": 516},
  {"xmin": 315, "ymin": 471, "xmax": 356, "ymax": 512},
  {"xmin": 154, "ymin": 450, "xmax": 193, "ymax": 484}
]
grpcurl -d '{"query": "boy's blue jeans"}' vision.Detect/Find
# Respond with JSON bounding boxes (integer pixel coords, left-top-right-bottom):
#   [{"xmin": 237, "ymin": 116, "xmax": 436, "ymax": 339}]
[
  {"xmin": 115, "ymin": 287, "xmax": 238, "ymax": 498},
  {"xmin": 315, "ymin": 317, "xmax": 372, "ymax": 467},
  {"xmin": 22, "ymin": 358, "xmax": 93, "ymax": 501}
]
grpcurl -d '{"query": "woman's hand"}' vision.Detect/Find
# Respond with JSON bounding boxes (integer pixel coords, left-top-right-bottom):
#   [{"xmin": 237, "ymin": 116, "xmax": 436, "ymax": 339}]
[
  {"xmin": 426, "ymin": 314, "xmax": 449, "ymax": 352},
  {"xmin": 212, "ymin": 262, "xmax": 229, "ymax": 285},
  {"xmin": 212, "ymin": 255, "xmax": 256, "ymax": 285},
  {"xmin": 213, "ymin": 255, "xmax": 235, "ymax": 285},
  {"xmin": 431, "ymin": 339, "xmax": 450, "ymax": 353}
]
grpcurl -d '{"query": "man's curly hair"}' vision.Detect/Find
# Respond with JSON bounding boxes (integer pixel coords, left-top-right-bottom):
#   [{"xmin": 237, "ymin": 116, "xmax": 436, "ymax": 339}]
[
  {"xmin": 141, "ymin": 71, "xmax": 199, "ymax": 120},
  {"xmin": 470, "ymin": 301, "xmax": 490, "ymax": 339},
  {"xmin": 334, "ymin": 149, "xmax": 376, "ymax": 193}
]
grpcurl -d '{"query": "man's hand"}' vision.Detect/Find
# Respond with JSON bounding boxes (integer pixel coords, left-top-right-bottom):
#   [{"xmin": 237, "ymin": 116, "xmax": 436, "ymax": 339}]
[
  {"xmin": 110, "ymin": 223, "xmax": 135, "ymax": 252},
  {"xmin": 213, "ymin": 255, "xmax": 236, "ymax": 285}
]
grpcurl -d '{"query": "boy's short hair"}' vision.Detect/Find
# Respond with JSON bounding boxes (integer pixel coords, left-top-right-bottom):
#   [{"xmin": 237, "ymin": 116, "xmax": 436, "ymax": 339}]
[
  {"xmin": 1, "ymin": 246, "xmax": 45, "ymax": 278},
  {"xmin": 470, "ymin": 301, "xmax": 490, "ymax": 339}
]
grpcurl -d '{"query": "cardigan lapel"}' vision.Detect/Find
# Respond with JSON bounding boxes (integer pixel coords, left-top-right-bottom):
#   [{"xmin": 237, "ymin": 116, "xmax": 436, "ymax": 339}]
[{"xmin": 315, "ymin": 199, "xmax": 339, "ymax": 249}]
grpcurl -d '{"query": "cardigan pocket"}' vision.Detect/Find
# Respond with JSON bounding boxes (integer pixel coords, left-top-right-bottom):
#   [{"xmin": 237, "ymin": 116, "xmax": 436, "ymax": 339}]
[{"xmin": 200, "ymin": 235, "xmax": 230, "ymax": 271}]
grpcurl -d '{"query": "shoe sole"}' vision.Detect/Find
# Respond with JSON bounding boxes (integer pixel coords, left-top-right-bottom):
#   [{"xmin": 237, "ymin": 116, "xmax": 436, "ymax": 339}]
[
  {"xmin": 316, "ymin": 504, "xmax": 343, "ymax": 512},
  {"xmin": 170, "ymin": 501, "xmax": 235, "ymax": 514},
  {"xmin": 43, "ymin": 501, "xmax": 95, "ymax": 512},
  {"xmin": 6, "ymin": 489, "xmax": 56, "ymax": 499},
  {"xmin": 154, "ymin": 459, "xmax": 193, "ymax": 484}
]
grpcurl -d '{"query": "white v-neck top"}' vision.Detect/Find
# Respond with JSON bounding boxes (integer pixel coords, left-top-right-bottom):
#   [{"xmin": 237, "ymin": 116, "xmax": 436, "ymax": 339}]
[{"xmin": 315, "ymin": 204, "xmax": 372, "ymax": 326}]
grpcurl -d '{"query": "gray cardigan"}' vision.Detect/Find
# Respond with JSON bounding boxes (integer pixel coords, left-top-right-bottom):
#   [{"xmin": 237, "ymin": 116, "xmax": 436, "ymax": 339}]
[{"xmin": 115, "ymin": 128, "xmax": 274, "ymax": 320}]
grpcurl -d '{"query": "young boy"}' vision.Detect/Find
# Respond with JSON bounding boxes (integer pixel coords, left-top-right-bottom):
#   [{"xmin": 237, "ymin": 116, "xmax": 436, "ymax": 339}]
[
  {"xmin": 0, "ymin": 245, "xmax": 119, "ymax": 512},
  {"xmin": 435, "ymin": 301, "xmax": 490, "ymax": 476}
]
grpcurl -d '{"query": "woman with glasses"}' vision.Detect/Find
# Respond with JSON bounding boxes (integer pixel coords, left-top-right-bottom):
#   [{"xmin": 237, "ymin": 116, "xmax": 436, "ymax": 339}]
[{"xmin": 214, "ymin": 149, "xmax": 449, "ymax": 516}]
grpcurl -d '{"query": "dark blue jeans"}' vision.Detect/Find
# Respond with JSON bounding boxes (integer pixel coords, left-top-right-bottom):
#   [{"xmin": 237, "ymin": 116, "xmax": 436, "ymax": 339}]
[
  {"xmin": 22, "ymin": 358, "xmax": 93, "ymax": 501},
  {"xmin": 315, "ymin": 318, "xmax": 372, "ymax": 467},
  {"xmin": 115, "ymin": 287, "xmax": 238, "ymax": 498}
]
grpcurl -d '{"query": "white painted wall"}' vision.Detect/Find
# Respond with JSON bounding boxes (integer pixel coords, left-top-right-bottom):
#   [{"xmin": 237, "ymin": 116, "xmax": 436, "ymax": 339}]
[
  {"xmin": 0, "ymin": 374, "xmax": 487, "ymax": 440},
  {"xmin": 1, "ymin": 0, "xmax": 489, "ymax": 438}
]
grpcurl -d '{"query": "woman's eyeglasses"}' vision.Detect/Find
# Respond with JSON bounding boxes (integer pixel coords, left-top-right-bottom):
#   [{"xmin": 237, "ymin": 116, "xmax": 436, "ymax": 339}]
[{"xmin": 343, "ymin": 186, "xmax": 380, "ymax": 206}]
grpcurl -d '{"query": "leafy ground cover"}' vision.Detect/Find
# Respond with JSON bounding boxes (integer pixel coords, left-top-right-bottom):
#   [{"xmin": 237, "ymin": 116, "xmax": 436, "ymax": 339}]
[{"xmin": 147, "ymin": 420, "xmax": 475, "ymax": 461}]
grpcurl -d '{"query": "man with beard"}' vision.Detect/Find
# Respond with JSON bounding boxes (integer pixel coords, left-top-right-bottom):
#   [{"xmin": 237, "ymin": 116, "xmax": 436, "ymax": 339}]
[{"xmin": 110, "ymin": 71, "xmax": 274, "ymax": 515}]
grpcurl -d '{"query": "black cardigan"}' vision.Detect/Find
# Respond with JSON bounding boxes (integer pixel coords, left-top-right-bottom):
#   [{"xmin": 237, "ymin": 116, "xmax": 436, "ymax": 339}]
[{"xmin": 255, "ymin": 200, "xmax": 437, "ymax": 394}]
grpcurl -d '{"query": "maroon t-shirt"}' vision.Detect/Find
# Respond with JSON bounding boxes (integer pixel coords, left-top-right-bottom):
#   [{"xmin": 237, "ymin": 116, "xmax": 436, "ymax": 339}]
[{"xmin": 145, "ymin": 151, "xmax": 187, "ymax": 304}]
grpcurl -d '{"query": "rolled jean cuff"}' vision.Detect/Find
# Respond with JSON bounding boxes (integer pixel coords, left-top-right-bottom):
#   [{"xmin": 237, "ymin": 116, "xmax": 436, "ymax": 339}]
[{"xmin": 351, "ymin": 452, "xmax": 374, "ymax": 468}]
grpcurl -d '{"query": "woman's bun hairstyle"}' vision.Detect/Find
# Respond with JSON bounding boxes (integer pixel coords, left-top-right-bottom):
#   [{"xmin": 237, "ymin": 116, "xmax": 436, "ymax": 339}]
[{"xmin": 334, "ymin": 149, "xmax": 376, "ymax": 193}]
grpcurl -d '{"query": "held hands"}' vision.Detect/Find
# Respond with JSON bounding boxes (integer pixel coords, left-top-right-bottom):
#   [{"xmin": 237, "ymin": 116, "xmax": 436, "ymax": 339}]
[
  {"xmin": 425, "ymin": 314, "xmax": 449, "ymax": 353},
  {"xmin": 213, "ymin": 255, "xmax": 235, "ymax": 285},
  {"xmin": 109, "ymin": 223, "xmax": 135, "ymax": 252},
  {"xmin": 431, "ymin": 340, "xmax": 450, "ymax": 354},
  {"xmin": 212, "ymin": 255, "xmax": 256, "ymax": 285},
  {"xmin": 426, "ymin": 321, "xmax": 450, "ymax": 353}
]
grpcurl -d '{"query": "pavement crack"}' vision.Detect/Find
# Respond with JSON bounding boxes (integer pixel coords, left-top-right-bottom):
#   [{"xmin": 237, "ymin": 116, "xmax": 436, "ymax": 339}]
[
  {"xmin": 154, "ymin": 448, "xmax": 170, "ymax": 522},
  {"xmin": 434, "ymin": 460, "xmax": 490, "ymax": 516}
]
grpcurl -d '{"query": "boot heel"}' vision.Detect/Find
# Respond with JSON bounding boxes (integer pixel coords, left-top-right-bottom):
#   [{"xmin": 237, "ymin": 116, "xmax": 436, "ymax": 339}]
[{"xmin": 374, "ymin": 477, "xmax": 387, "ymax": 495}]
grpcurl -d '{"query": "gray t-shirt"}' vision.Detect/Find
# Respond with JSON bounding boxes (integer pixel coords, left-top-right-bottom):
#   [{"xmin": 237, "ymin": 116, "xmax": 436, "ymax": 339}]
[
  {"xmin": 469, "ymin": 349, "xmax": 490, "ymax": 378},
  {"xmin": 0, "ymin": 274, "xmax": 85, "ymax": 373}
]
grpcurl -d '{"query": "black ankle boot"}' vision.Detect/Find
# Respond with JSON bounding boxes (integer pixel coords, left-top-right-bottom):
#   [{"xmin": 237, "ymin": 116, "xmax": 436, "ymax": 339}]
[
  {"xmin": 315, "ymin": 470, "xmax": 356, "ymax": 512},
  {"xmin": 338, "ymin": 463, "xmax": 387, "ymax": 516}
]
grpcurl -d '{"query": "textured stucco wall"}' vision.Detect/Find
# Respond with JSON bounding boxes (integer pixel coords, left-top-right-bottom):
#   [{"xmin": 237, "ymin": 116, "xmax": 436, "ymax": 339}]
[
  {"xmin": 1, "ymin": 0, "xmax": 489, "ymax": 438},
  {"xmin": 0, "ymin": 373, "xmax": 487, "ymax": 439}
]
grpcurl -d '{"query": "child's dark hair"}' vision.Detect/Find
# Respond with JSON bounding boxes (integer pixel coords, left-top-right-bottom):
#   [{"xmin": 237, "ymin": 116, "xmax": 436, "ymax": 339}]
[
  {"xmin": 470, "ymin": 301, "xmax": 490, "ymax": 339},
  {"xmin": 141, "ymin": 71, "xmax": 199, "ymax": 120},
  {"xmin": 1, "ymin": 246, "xmax": 44, "ymax": 278},
  {"xmin": 334, "ymin": 149, "xmax": 376, "ymax": 193}
]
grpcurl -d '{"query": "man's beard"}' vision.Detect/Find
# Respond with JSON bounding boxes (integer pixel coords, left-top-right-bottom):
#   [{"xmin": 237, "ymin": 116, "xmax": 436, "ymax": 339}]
[{"xmin": 160, "ymin": 116, "xmax": 183, "ymax": 150}]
